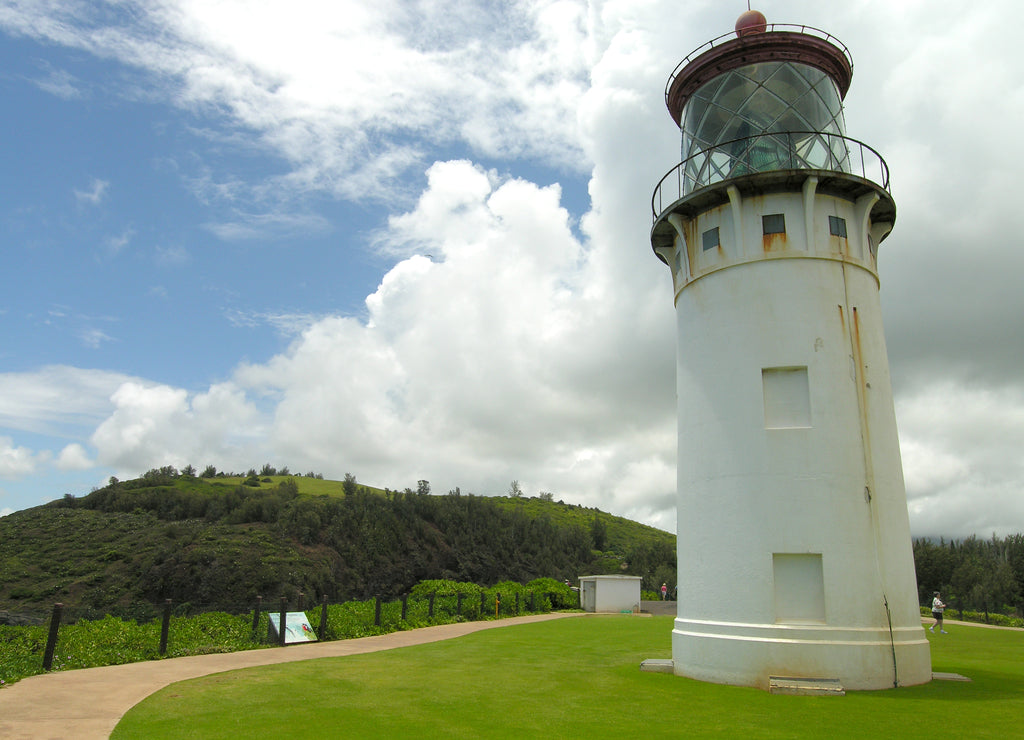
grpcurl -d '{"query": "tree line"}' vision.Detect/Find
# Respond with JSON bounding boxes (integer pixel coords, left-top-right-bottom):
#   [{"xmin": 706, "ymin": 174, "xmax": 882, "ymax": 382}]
[
  {"xmin": 64, "ymin": 467, "xmax": 1023, "ymax": 620},
  {"xmin": 43, "ymin": 469, "xmax": 675, "ymax": 612},
  {"xmin": 913, "ymin": 535, "xmax": 1024, "ymax": 617}
]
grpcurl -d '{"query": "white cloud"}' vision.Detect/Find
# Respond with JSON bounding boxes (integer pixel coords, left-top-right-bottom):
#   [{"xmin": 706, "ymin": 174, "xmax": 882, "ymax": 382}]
[
  {"xmin": 0, "ymin": 366, "xmax": 134, "ymax": 436},
  {"xmin": 74, "ymin": 178, "xmax": 109, "ymax": 205},
  {"xmin": 2, "ymin": 0, "xmax": 593, "ymax": 204},
  {"xmin": 201, "ymin": 211, "xmax": 330, "ymax": 241},
  {"xmin": 56, "ymin": 443, "xmax": 94, "ymax": 471},
  {"xmin": 1, "ymin": 1, "xmax": 1022, "ymax": 538},
  {"xmin": 154, "ymin": 245, "xmax": 190, "ymax": 266},
  {"xmin": 31, "ymin": 64, "xmax": 83, "ymax": 99},
  {"xmin": 0, "ymin": 437, "xmax": 39, "ymax": 478},
  {"xmin": 79, "ymin": 328, "xmax": 116, "ymax": 349},
  {"xmin": 224, "ymin": 309, "xmax": 325, "ymax": 337},
  {"xmin": 104, "ymin": 228, "xmax": 134, "ymax": 256},
  {"xmin": 77, "ymin": 158, "xmax": 676, "ymax": 510},
  {"xmin": 90, "ymin": 381, "xmax": 265, "ymax": 475}
]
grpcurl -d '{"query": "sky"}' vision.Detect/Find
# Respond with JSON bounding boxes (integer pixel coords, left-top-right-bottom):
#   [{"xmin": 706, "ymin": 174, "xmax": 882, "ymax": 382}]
[{"xmin": 0, "ymin": 0, "xmax": 1021, "ymax": 538}]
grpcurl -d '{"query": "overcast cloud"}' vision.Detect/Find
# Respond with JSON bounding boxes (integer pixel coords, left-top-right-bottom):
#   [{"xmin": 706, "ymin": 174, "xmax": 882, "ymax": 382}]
[{"xmin": 0, "ymin": 0, "xmax": 1021, "ymax": 537}]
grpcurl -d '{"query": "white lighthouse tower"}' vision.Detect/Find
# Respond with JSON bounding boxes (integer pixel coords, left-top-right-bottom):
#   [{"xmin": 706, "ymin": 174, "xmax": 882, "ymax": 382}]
[{"xmin": 650, "ymin": 11, "xmax": 931, "ymax": 690}]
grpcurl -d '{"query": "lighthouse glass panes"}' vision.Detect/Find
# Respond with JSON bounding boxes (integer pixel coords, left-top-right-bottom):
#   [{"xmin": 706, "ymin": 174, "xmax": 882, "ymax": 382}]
[{"xmin": 680, "ymin": 62, "xmax": 849, "ymax": 194}]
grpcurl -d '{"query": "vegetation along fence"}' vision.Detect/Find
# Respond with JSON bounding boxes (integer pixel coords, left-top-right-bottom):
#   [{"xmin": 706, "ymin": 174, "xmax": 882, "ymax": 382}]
[{"xmin": 0, "ymin": 579, "xmax": 578, "ymax": 687}]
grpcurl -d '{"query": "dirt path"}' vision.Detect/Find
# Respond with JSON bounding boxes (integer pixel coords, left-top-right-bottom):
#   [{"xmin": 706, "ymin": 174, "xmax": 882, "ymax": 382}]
[{"xmin": 0, "ymin": 612, "xmax": 580, "ymax": 740}]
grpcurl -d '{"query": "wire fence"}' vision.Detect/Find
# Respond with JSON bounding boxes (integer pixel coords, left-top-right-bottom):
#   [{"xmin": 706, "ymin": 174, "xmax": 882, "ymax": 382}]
[{"xmin": 0, "ymin": 587, "xmax": 578, "ymax": 684}]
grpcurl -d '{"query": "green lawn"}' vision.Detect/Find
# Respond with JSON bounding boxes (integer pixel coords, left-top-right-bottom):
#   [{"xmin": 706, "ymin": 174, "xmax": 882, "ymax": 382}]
[{"xmin": 113, "ymin": 617, "xmax": 1023, "ymax": 739}]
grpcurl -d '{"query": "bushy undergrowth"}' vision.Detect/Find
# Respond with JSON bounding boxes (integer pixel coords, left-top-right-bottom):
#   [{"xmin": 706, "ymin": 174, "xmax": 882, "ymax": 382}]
[
  {"xmin": 920, "ymin": 606, "xmax": 1024, "ymax": 628},
  {"xmin": 0, "ymin": 581, "xmax": 574, "ymax": 688}
]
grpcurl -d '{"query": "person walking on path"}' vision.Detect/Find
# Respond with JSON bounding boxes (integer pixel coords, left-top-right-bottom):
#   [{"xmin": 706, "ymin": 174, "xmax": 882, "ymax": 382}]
[
  {"xmin": 661, "ymin": 583, "xmax": 668, "ymax": 601},
  {"xmin": 930, "ymin": 592, "xmax": 948, "ymax": 633}
]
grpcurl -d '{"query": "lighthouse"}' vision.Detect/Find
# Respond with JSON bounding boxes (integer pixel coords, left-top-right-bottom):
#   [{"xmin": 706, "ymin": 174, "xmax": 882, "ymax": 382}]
[{"xmin": 650, "ymin": 11, "xmax": 931, "ymax": 690}]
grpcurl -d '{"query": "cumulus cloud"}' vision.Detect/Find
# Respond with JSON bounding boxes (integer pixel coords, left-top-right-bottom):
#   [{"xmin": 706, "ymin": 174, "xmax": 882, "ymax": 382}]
[
  {"xmin": 56, "ymin": 443, "xmax": 94, "ymax": 471},
  {"xmin": 90, "ymin": 381, "xmax": 265, "ymax": 475},
  {"xmin": 77, "ymin": 158, "xmax": 676, "ymax": 524},
  {"xmin": 0, "ymin": 437, "xmax": 39, "ymax": 478},
  {"xmin": 1, "ymin": 1, "xmax": 1022, "ymax": 538},
  {"xmin": 242, "ymin": 159, "xmax": 675, "ymax": 510}
]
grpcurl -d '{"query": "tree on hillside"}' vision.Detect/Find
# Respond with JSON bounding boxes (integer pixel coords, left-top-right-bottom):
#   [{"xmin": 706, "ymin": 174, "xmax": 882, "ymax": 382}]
[
  {"xmin": 417, "ymin": 480, "xmax": 431, "ymax": 496},
  {"xmin": 343, "ymin": 473, "xmax": 358, "ymax": 496},
  {"xmin": 509, "ymin": 480, "xmax": 523, "ymax": 498},
  {"xmin": 591, "ymin": 513, "xmax": 608, "ymax": 551}
]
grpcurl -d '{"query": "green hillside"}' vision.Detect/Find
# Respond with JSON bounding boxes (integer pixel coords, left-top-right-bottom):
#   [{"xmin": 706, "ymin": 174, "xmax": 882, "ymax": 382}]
[{"xmin": 0, "ymin": 469, "xmax": 675, "ymax": 619}]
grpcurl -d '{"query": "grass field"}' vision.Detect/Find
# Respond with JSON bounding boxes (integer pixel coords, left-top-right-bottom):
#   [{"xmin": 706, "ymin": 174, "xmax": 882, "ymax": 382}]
[
  {"xmin": 112, "ymin": 617, "xmax": 1022, "ymax": 738},
  {"xmin": 214, "ymin": 475, "xmax": 383, "ymax": 497}
]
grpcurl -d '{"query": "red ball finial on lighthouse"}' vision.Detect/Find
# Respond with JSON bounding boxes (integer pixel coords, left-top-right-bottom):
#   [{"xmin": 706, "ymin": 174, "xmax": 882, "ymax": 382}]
[{"xmin": 735, "ymin": 9, "xmax": 767, "ymax": 37}]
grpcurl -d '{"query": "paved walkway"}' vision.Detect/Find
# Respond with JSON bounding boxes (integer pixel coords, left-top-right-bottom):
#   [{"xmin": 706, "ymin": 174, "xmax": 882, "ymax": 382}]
[{"xmin": 0, "ymin": 612, "xmax": 580, "ymax": 740}]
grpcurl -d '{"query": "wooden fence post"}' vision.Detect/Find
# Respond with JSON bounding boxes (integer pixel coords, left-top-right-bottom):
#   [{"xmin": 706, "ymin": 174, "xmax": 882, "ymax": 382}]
[
  {"xmin": 297, "ymin": 591, "xmax": 305, "ymax": 611},
  {"xmin": 278, "ymin": 596, "xmax": 287, "ymax": 647},
  {"xmin": 495, "ymin": 593, "xmax": 500, "ymax": 617},
  {"xmin": 252, "ymin": 596, "xmax": 262, "ymax": 639},
  {"xmin": 159, "ymin": 599, "xmax": 172, "ymax": 655},
  {"xmin": 374, "ymin": 596, "xmax": 382, "ymax": 627},
  {"xmin": 42, "ymin": 603, "xmax": 63, "ymax": 671},
  {"xmin": 318, "ymin": 594, "xmax": 329, "ymax": 641}
]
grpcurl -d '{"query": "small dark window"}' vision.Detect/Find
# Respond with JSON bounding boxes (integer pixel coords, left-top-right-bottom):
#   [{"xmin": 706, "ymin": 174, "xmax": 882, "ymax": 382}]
[
  {"xmin": 762, "ymin": 214, "xmax": 786, "ymax": 235},
  {"xmin": 702, "ymin": 227, "xmax": 720, "ymax": 251},
  {"xmin": 829, "ymin": 215, "xmax": 847, "ymax": 238}
]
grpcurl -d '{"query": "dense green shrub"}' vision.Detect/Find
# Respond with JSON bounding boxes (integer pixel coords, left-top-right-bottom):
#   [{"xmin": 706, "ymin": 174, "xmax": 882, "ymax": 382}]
[
  {"xmin": 919, "ymin": 606, "xmax": 1024, "ymax": 628},
  {"xmin": 0, "ymin": 577, "xmax": 576, "ymax": 688}
]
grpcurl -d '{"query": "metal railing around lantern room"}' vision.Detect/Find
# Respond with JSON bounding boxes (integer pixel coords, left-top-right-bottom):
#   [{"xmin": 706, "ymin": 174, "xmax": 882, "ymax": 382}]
[
  {"xmin": 651, "ymin": 131, "xmax": 890, "ymax": 222},
  {"xmin": 664, "ymin": 24, "xmax": 854, "ymax": 107}
]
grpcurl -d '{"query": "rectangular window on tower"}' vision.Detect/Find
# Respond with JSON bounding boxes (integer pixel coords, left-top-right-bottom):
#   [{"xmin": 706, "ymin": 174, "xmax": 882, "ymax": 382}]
[
  {"xmin": 773, "ymin": 553, "xmax": 826, "ymax": 623},
  {"xmin": 702, "ymin": 227, "xmax": 720, "ymax": 251},
  {"xmin": 762, "ymin": 213, "xmax": 786, "ymax": 235},
  {"xmin": 829, "ymin": 215, "xmax": 848, "ymax": 238},
  {"xmin": 762, "ymin": 366, "xmax": 811, "ymax": 429}
]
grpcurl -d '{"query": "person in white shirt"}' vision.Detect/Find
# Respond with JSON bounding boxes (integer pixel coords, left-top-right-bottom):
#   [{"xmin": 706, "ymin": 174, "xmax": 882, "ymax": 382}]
[{"xmin": 930, "ymin": 591, "xmax": 948, "ymax": 634}]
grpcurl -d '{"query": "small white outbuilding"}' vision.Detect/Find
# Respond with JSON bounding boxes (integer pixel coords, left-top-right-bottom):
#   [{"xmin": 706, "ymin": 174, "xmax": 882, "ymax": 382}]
[{"xmin": 578, "ymin": 575, "xmax": 642, "ymax": 613}]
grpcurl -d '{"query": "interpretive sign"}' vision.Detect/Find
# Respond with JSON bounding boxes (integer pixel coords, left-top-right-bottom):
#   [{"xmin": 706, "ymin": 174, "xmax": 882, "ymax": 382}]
[{"xmin": 268, "ymin": 612, "xmax": 318, "ymax": 644}]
